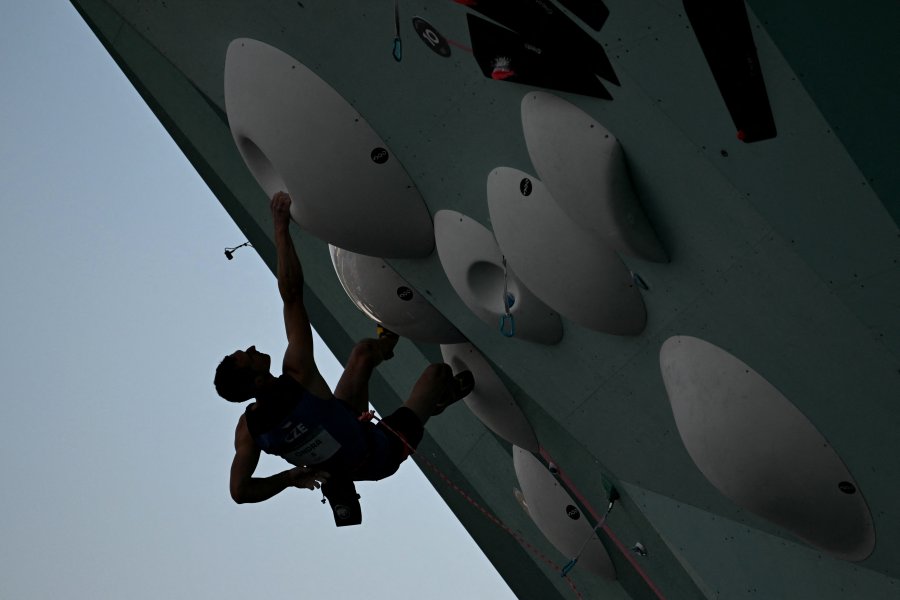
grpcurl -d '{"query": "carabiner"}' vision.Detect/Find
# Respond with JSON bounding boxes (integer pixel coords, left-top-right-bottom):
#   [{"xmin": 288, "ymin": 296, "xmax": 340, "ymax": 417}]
[{"xmin": 499, "ymin": 313, "xmax": 515, "ymax": 337}]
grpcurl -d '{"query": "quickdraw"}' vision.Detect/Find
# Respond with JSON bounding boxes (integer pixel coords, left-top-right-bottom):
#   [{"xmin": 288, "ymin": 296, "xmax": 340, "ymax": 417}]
[
  {"xmin": 392, "ymin": 0, "xmax": 403, "ymax": 61},
  {"xmin": 499, "ymin": 255, "xmax": 515, "ymax": 337}
]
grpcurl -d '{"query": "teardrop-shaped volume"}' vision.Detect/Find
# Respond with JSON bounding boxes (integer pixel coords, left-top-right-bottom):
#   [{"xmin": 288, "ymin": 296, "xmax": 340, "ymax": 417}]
[
  {"xmin": 224, "ymin": 38, "xmax": 434, "ymax": 258},
  {"xmin": 488, "ymin": 167, "xmax": 646, "ymax": 335},
  {"xmin": 660, "ymin": 336, "xmax": 875, "ymax": 561}
]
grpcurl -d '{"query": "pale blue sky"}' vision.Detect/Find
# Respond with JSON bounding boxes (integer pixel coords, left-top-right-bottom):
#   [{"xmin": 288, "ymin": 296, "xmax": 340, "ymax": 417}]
[{"xmin": 0, "ymin": 3, "xmax": 513, "ymax": 598}]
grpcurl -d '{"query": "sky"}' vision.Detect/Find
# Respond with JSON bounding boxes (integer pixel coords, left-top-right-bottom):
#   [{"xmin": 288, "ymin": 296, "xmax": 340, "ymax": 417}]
[{"xmin": 0, "ymin": 3, "xmax": 515, "ymax": 598}]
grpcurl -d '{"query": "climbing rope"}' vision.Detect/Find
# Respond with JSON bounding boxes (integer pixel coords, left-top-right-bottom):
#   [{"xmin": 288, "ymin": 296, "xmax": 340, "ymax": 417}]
[
  {"xmin": 499, "ymin": 255, "xmax": 515, "ymax": 337},
  {"xmin": 361, "ymin": 409, "xmax": 585, "ymax": 598}
]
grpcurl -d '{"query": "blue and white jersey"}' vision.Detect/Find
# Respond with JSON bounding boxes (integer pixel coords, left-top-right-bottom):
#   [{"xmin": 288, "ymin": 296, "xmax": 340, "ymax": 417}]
[{"xmin": 246, "ymin": 375, "xmax": 369, "ymax": 471}]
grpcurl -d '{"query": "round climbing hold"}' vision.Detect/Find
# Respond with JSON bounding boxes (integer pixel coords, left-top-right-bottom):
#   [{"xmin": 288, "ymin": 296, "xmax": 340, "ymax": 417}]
[
  {"xmin": 371, "ymin": 147, "xmax": 390, "ymax": 164},
  {"xmin": 412, "ymin": 16, "xmax": 451, "ymax": 57},
  {"xmin": 520, "ymin": 177, "xmax": 533, "ymax": 196},
  {"xmin": 839, "ymin": 481, "xmax": 857, "ymax": 495}
]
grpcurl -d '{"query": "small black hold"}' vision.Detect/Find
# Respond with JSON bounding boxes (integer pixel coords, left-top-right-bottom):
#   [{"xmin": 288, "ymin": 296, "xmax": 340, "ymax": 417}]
[
  {"xmin": 412, "ymin": 16, "xmax": 451, "ymax": 57},
  {"xmin": 397, "ymin": 286, "xmax": 414, "ymax": 301},
  {"xmin": 520, "ymin": 178, "xmax": 533, "ymax": 196},
  {"xmin": 371, "ymin": 147, "xmax": 389, "ymax": 164},
  {"xmin": 721, "ymin": 150, "xmax": 729, "ymax": 157},
  {"xmin": 838, "ymin": 481, "xmax": 857, "ymax": 494},
  {"xmin": 565, "ymin": 505, "xmax": 581, "ymax": 520}
]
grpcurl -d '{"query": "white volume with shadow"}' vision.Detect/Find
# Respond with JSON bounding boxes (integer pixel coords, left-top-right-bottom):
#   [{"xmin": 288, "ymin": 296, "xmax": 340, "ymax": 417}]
[
  {"xmin": 521, "ymin": 91, "xmax": 666, "ymax": 262},
  {"xmin": 513, "ymin": 447, "xmax": 616, "ymax": 580},
  {"xmin": 330, "ymin": 246, "xmax": 465, "ymax": 344},
  {"xmin": 440, "ymin": 342, "xmax": 539, "ymax": 452},
  {"xmin": 487, "ymin": 167, "xmax": 646, "ymax": 335},
  {"xmin": 660, "ymin": 336, "xmax": 875, "ymax": 561},
  {"xmin": 224, "ymin": 38, "xmax": 433, "ymax": 258},
  {"xmin": 434, "ymin": 210, "xmax": 563, "ymax": 345}
]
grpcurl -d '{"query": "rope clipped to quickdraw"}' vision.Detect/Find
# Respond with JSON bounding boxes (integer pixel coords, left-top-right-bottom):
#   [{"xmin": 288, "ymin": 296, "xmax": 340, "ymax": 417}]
[
  {"xmin": 499, "ymin": 255, "xmax": 515, "ymax": 337},
  {"xmin": 361, "ymin": 407, "xmax": 585, "ymax": 598},
  {"xmin": 560, "ymin": 492, "xmax": 618, "ymax": 577}
]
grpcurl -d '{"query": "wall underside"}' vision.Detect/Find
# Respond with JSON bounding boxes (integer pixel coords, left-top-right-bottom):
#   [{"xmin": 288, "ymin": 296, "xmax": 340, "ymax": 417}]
[{"xmin": 72, "ymin": 1, "xmax": 900, "ymax": 599}]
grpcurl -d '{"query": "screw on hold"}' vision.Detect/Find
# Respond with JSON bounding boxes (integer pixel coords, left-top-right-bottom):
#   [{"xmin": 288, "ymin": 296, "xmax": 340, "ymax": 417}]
[
  {"xmin": 519, "ymin": 177, "xmax": 533, "ymax": 196},
  {"xmin": 632, "ymin": 542, "xmax": 648, "ymax": 557},
  {"xmin": 371, "ymin": 147, "xmax": 389, "ymax": 164}
]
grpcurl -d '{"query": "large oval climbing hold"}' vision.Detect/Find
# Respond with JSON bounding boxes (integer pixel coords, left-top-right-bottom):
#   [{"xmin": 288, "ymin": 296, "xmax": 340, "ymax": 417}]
[
  {"xmin": 521, "ymin": 91, "xmax": 666, "ymax": 262},
  {"xmin": 441, "ymin": 342, "xmax": 540, "ymax": 451},
  {"xmin": 487, "ymin": 167, "xmax": 646, "ymax": 336},
  {"xmin": 434, "ymin": 210, "xmax": 563, "ymax": 345},
  {"xmin": 513, "ymin": 447, "xmax": 616, "ymax": 580},
  {"xmin": 660, "ymin": 336, "xmax": 875, "ymax": 561},
  {"xmin": 330, "ymin": 246, "xmax": 465, "ymax": 343},
  {"xmin": 224, "ymin": 38, "xmax": 434, "ymax": 258}
]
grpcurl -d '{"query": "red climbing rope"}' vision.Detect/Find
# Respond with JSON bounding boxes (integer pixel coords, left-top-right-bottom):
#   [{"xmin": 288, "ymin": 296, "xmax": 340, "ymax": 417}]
[{"xmin": 368, "ymin": 410, "xmax": 585, "ymax": 599}]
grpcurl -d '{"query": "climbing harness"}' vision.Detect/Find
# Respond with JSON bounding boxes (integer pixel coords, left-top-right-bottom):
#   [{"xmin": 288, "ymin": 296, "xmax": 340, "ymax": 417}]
[{"xmin": 499, "ymin": 255, "xmax": 516, "ymax": 337}]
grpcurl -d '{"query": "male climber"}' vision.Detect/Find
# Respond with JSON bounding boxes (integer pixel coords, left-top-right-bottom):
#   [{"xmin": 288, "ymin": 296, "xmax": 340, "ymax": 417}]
[{"xmin": 214, "ymin": 191, "xmax": 472, "ymax": 522}]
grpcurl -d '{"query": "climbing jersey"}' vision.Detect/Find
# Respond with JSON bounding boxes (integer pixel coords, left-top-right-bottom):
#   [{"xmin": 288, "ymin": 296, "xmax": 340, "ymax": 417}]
[{"xmin": 245, "ymin": 375, "xmax": 369, "ymax": 473}]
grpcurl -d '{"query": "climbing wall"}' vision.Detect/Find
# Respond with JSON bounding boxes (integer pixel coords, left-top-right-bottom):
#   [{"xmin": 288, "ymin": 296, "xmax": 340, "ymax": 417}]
[{"xmin": 71, "ymin": 0, "xmax": 900, "ymax": 598}]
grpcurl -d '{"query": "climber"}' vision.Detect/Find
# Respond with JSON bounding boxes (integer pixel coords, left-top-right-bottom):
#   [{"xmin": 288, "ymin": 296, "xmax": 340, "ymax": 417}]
[{"xmin": 213, "ymin": 191, "xmax": 473, "ymax": 523}]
